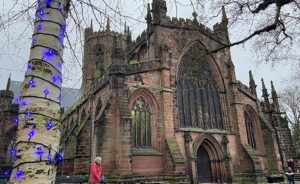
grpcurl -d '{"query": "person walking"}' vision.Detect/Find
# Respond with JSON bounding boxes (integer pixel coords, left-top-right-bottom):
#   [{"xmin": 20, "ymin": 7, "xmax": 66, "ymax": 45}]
[
  {"xmin": 286, "ymin": 167, "xmax": 295, "ymax": 184},
  {"xmin": 90, "ymin": 156, "xmax": 103, "ymax": 184},
  {"xmin": 290, "ymin": 159, "xmax": 295, "ymax": 172},
  {"xmin": 287, "ymin": 159, "xmax": 296, "ymax": 172}
]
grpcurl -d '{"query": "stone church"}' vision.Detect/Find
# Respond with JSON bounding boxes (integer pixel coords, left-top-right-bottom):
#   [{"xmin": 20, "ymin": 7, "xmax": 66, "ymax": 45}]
[{"xmin": 0, "ymin": 0, "xmax": 296, "ymax": 183}]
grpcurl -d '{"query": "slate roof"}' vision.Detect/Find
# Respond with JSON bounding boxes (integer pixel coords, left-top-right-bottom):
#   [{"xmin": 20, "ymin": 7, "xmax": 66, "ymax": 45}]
[{"xmin": 9, "ymin": 81, "xmax": 81, "ymax": 108}]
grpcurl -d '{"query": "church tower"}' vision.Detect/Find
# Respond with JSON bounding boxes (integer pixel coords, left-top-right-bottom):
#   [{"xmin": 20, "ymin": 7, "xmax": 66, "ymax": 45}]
[{"xmin": 81, "ymin": 19, "xmax": 128, "ymax": 92}]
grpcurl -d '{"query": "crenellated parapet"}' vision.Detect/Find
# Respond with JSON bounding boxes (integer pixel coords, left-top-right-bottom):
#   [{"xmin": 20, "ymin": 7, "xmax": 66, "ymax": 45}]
[
  {"xmin": 85, "ymin": 29, "xmax": 125, "ymax": 42},
  {"xmin": 160, "ymin": 16, "xmax": 214, "ymax": 34},
  {"xmin": 237, "ymin": 80, "xmax": 257, "ymax": 100}
]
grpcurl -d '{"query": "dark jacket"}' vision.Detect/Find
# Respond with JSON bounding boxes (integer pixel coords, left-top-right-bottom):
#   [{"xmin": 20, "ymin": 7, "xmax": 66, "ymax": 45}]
[{"xmin": 286, "ymin": 171, "xmax": 295, "ymax": 181}]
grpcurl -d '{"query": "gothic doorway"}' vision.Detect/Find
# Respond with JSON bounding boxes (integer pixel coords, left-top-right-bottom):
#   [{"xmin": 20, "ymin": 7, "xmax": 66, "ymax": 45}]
[
  {"xmin": 193, "ymin": 134, "xmax": 226, "ymax": 183},
  {"xmin": 197, "ymin": 146, "xmax": 212, "ymax": 183}
]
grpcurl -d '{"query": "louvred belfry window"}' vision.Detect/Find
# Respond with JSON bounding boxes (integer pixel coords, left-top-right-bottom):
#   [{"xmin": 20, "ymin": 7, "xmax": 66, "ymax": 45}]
[
  {"xmin": 176, "ymin": 48, "xmax": 223, "ymax": 129},
  {"xmin": 131, "ymin": 97, "xmax": 151, "ymax": 147},
  {"xmin": 95, "ymin": 48, "xmax": 104, "ymax": 70}
]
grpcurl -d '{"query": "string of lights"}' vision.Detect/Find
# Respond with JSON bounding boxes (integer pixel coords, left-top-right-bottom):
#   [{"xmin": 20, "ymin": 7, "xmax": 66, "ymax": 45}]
[
  {"xmin": 24, "ymin": 74, "xmax": 62, "ymax": 90},
  {"xmin": 6, "ymin": 0, "xmax": 70, "ymax": 182},
  {"xmin": 17, "ymin": 112, "xmax": 61, "ymax": 122}
]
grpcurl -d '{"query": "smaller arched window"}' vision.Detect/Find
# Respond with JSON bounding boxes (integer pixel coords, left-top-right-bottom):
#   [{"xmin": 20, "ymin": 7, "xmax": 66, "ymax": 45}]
[
  {"xmin": 244, "ymin": 111, "xmax": 256, "ymax": 149},
  {"xmin": 131, "ymin": 97, "xmax": 151, "ymax": 147},
  {"xmin": 95, "ymin": 48, "xmax": 104, "ymax": 70}
]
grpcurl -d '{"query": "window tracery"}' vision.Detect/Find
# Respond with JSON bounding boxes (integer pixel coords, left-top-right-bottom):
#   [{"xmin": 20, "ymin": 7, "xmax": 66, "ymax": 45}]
[
  {"xmin": 176, "ymin": 48, "xmax": 223, "ymax": 129},
  {"xmin": 131, "ymin": 97, "xmax": 151, "ymax": 147}
]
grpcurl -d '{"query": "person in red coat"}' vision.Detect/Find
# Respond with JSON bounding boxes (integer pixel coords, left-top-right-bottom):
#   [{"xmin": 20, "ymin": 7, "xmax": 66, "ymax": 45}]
[
  {"xmin": 290, "ymin": 159, "xmax": 295, "ymax": 172},
  {"xmin": 90, "ymin": 156, "xmax": 103, "ymax": 184}
]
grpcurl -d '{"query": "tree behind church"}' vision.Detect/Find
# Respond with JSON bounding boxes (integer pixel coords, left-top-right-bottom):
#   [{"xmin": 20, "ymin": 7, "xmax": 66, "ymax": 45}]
[
  {"xmin": 280, "ymin": 85, "xmax": 300, "ymax": 158},
  {"xmin": 9, "ymin": 0, "xmax": 70, "ymax": 183}
]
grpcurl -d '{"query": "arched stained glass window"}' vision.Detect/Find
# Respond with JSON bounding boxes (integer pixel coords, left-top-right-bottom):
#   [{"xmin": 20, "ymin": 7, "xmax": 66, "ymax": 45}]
[
  {"xmin": 176, "ymin": 47, "xmax": 223, "ymax": 129},
  {"xmin": 131, "ymin": 97, "xmax": 151, "ymax": 147},
  {"xmin": 244, "ymin": 111, "xmax": 256, "ymax": 149},
  {"xmin": 95, "ymin": 48, "xmax": 104, "ymax": 70}
]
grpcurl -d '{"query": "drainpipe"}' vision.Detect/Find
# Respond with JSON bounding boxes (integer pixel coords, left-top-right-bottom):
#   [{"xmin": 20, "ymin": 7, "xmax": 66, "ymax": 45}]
[{"xmin": 89, "ymin": 81, "xmax": 95, "ymax": 174}]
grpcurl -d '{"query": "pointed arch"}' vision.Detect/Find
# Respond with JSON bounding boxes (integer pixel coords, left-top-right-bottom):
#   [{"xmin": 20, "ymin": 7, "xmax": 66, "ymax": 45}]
[
  {"xmin": 129, "ymin": 88, "xmax": 159, "ymax": 149},
  {"xmin": 193, "ymin": 133, "xmax": 224, "ymax": 161},
  {"xmin": 243, "ymin": 105, "xmax": 261, "ymax": 150},
  {"xmin": 176, "ymin": 40, "xmax": 225, "ymax": 129},
  {"xmin": 176, "ymin": 39, "xmax": 226, "ymax": 92},
  {"xmin": 193, "ymin": 133, "xmax": 225, "ymax": 183},
  {"xmin": 129, "ymin": 88, "xmax": 159, "ymax": 116}
]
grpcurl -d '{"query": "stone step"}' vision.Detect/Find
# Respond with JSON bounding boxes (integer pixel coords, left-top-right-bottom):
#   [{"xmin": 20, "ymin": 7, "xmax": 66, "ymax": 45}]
[{"xmin": 293, "ymin": 173, "xmax": 300, "ymax": 181}]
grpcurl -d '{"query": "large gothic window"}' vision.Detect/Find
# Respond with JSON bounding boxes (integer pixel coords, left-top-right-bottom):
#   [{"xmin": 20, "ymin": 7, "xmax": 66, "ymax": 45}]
[
  {"xmin": 244, "ymin": 111, "xmax": 256, "ymax": 149},
  {"xmin": 131, "ymin": 97, "xmax": 151, "ymax": 147},
  {"xmin": 95, "ymin": 48, "xmax": 104, "ymax": 70},
  {"xmin": 176, "ymin": 48, "xmax": 223, "ymax": 129}
]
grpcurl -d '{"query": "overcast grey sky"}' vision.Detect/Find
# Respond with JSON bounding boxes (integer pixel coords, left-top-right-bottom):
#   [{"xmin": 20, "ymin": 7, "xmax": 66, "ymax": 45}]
[{"xmin": 0, "ymin": 0, "xmax": 296, "ymax": 99}]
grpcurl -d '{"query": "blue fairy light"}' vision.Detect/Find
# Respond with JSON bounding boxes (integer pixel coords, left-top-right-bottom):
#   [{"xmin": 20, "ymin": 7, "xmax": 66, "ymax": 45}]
[
  {"xmin": 10, "ymin": 149, "xmax": 16, "ymax": 155},
  {"xmin": 28, "ymin": 129, "xmax": 35, "ymax": 137},
  {"xmin": 58, "ymin": 34, "xmax": 64, "ymax": 42},
  {"xmin": 52, "ymin": 74, "xmax": 62, "ymax": 83},
  {"xmin": 52, "ymin": 76, "xmax": 57, "ymax": 83},
  {"xmin": 38, "ymin": 2, "xmax": 43, "ymax": 8},
  {"xmin": 45, "ymin": 0, "xmax": 53, "ymax": 4},
  {"xmin": 39, "ymin": 10, "xmax": 45, "ymax": 18},
  {"xmin": 27, "ymin": 79, "xmax": 35, "ymax": 86},
  {"xmin": 35, "ymin": 150, "xmax": 44, "ymax": 156},
  {"xmin": 43, "ymin": 49, "xmax": 55, "ymax": 59},
  {"xmin": 16, "ymin": 97, "xmax": 21, "ymax": 102},
  {"xmin": 47, "ymin": 155, "xmax": 52, "ymax": 161},
  {"xmin": 43, "ymin": 89, "xmax": 50, "ymax": 95},
  {"xmin": 32, "ymin": 39, "xmax": 37, "ymax": 44},
  {"xmin": 57, "ymin": 154, "xmax": 63, "ymax": 161},
  {"xmin": 57, "ymin": 94, "xmax": 62, "ymax": 102},
  {"xmin": 25, "ymin": 112, "xmax": 31, "ymax": 117},
  {"xmin": 21, "ymin": 101, "xmax": 28, "ymax": 106},
  {"xmin": 37, "ymin": 24, "xmax": 43, "ymax": 31},
  {"xmin": 58, "ymin": 3, "xmax": 63, "ymax": 12},
  {"xmin": 27, "ymin": 64, "xmax": 33, "ymax": 70},
  {"xmin": 2, "ymin": 171, "xmax": 9, "ymax": 177},
  {"xmin": 46, "ymin": 121, "xmax": 53, "ymax": 130},
  {"xmin": 13, "ymin": 117, "xmax": 19, "ymax": 124},
  {"xmin": 16, "ymin": 170, "xmax": 24, "ymax": 178}
]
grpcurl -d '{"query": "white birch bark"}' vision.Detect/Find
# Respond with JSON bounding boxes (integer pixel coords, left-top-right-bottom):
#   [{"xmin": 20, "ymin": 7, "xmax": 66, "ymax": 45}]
[{"xmin": 9, "ymin": 0, "xmax": 70, "ymax": 183}]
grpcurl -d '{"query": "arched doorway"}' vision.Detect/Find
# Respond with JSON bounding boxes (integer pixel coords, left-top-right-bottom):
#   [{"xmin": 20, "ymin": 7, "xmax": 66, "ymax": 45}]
[
  {"xmin": 193, "ymin": 134, "xmax": 226, "ymax": 183},
  {"xmin": 197, "ymin": 146, "xmax": 212, "ymax": 182}
]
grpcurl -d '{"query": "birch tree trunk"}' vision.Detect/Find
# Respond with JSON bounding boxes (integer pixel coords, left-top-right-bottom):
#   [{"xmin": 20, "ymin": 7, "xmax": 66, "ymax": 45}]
[{"xmin": 9, "ymin": 0, "xmax": 70, "ymax": 183}]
